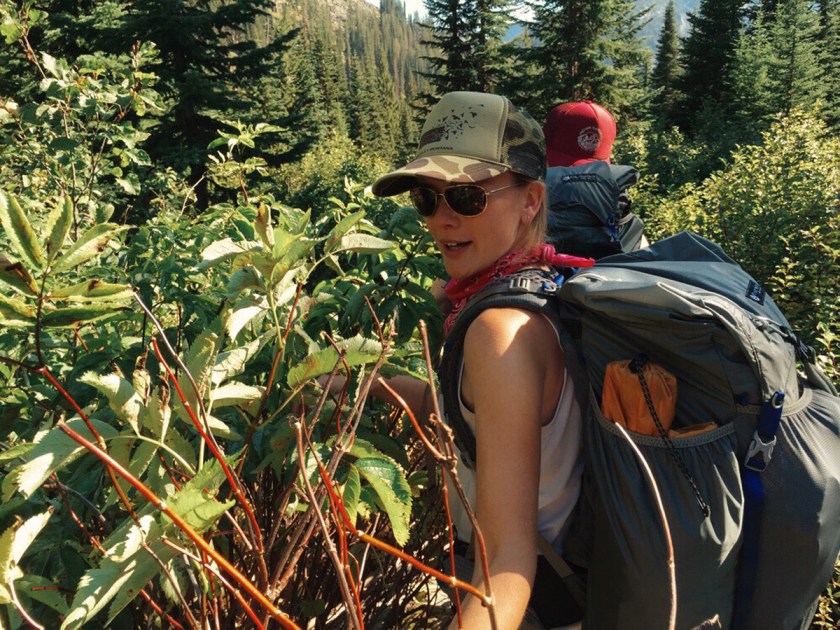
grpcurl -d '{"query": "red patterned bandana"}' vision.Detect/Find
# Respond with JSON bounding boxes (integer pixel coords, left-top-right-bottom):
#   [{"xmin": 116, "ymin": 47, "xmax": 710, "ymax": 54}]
[{"xmin": 443, "ymin": 244, "xmax": 594, "ymax": 334}]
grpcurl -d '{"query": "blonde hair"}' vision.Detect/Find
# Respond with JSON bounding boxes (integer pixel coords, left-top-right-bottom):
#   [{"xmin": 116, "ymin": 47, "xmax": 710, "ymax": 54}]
[{"xmin": 515, "ymin": 174, "xmax": 548, "ymax": 248}]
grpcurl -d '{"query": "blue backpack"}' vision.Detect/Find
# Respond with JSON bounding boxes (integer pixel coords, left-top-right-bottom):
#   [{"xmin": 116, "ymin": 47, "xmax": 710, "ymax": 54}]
[{"xmin": 545, "ymin": 160, "xmax": 645, "ymax": 259}]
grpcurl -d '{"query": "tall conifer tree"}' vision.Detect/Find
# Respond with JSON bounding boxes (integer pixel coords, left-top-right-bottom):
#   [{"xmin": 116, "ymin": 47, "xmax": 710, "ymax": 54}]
[
  {"xmin": 524, "ymin": 0, "xmax": 650, "ymax": 119},
  {"xmin": 765, "ymin": 0, "xmax": 824, "ymax": 114},
  {"xmin": 651, "ymin": 0, "xmax": 682, "ymax": 126},
  {"xmin": 818, "ymin": 0, "xmax": 840, "ymax": 129},
  {"xmin": 420, "ymin": 0, "xmax": 480, "ymax": 102},
  {"xmin": 109, "ymin": 0, "xmax": 300, "ymax": 208},
  {"xmin": 675, "ymin": 0, "xmax": 746, "ymax": 133}
]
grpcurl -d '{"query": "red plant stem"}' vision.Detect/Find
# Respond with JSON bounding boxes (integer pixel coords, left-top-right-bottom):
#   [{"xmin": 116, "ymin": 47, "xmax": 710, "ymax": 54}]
[
  {"xmin": 39, "ymin": 366, "xmax": 140, "ymax": 523},
  {"xmin": 303, "ymin": 427, "xmax": 364, "ymax": 630},
  {"xmin": 294, "ymin": 423, "xmax": 362, "ymax": 630},
  {"xmin": 161, "ymin": 539, "xmax": 266, "ymax": 630},
  {"xmin": 439, "ymin": 468, "xmax": 464, "ymax": 624},
  {"xmin": 151, "ymin": 339, "xmax": 265, "ymax": 558},
  {"xmin": 54, "ymin": 474, "xmax": 184, "ymax": 629},
  {"xmin": 307, "ymin": 432, "xmax": 489, "ymax": 605},
  {"xmin": 157, "ymin": 451, "xmax": 184, "ymax": 490},
  {"xmin": 56, "ymin": 421, "xmax": 301, "ymax": 630},
  {"xmin": 377, "ymin": 380, "xmax": 444, "ymax": 460},
  {"xmin": 72, "ymin": 328, "xmax": 90, "ymax": 352},
  {"xmin": 138, "ymin": 590, "xmax": 187, "ymax": 630}
]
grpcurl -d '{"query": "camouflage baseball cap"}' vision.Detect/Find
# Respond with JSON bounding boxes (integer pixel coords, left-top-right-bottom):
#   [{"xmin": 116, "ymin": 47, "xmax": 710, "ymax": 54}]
[{"xmin": 371, "ymin": 91, "xmax": 546, "ymax": 197}]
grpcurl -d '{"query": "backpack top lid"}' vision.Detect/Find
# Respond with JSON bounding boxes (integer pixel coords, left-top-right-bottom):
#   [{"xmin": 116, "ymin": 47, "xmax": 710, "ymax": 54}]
[
  {"xmin": 561, "ymin": 232, "xmax": 807, "ymax": 409},
  {"xmin": 546, "ymin": 161, "xmax": 621, "ymax": 223}
]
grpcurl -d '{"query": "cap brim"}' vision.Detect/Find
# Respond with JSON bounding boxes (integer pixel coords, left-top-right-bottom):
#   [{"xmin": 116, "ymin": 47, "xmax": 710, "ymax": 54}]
[{"xmin": 371, "ymin": 155, "xmax": 508, "ymax": 197}]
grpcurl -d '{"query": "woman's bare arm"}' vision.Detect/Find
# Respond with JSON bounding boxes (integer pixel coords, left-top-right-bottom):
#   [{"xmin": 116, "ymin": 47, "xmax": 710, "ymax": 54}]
[{"xmin": 448, "ymin": 307, "xmax": 564, "ymax": 629}]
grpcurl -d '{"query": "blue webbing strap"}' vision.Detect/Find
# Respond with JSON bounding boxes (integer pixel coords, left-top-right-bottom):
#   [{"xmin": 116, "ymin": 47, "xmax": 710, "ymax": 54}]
[{"xmin": 732, "ymin": 391, "xmax": 785, "ymax": 629}]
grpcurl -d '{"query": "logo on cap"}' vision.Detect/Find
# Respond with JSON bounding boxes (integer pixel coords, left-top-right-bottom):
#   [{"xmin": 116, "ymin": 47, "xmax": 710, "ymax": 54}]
[
  {"xmin": 577, "ymin": 126, "xmax": 602, "ymax": 153},
  {"xmin": 420, "ymin": 105, "xmax": 484, "ymax": 146}
]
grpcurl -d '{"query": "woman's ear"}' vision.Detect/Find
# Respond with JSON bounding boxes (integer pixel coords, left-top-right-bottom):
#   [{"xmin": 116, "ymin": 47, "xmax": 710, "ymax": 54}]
[{"xmin": 521, "ymin": 180, "xmax": 545, "ymax": 224}]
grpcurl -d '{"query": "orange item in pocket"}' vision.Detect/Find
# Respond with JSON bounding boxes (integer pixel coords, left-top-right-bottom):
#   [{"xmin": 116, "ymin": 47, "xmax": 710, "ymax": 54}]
[{"xmin": 602, "ymin": 358, "xmax": 677, "ymax": 436}]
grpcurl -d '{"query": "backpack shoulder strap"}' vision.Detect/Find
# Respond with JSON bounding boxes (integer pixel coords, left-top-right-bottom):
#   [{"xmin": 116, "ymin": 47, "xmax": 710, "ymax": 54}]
[{"xmin": 438, "ymin": 268, "xmax": 589, "ymax": 469}]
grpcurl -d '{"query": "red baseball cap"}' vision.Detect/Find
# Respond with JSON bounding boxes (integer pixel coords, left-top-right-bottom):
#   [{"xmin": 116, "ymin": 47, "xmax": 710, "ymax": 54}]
[{"xmin": 543, "ymin": 101, "xmax": 617, "ymax": 167}]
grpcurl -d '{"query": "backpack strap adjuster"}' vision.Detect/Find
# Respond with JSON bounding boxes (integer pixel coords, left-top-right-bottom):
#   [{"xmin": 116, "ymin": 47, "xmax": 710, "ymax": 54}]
[
  {"xmin": 744, "ymin": 432, "xmax": 777, "ymax": 472},
  {"xmin": 509, "ymin": 275, "xmax": 535, "ymax": 292},
  {"xmin": 743, "ymin": 391, "xmax": 784, "ymax": 472}
]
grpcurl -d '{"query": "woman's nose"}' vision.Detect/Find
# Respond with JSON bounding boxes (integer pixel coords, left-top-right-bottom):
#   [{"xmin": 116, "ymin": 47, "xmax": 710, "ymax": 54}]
[{"xmin": 426, "ymin": 195, "xmax": 460, "ymax": 225}]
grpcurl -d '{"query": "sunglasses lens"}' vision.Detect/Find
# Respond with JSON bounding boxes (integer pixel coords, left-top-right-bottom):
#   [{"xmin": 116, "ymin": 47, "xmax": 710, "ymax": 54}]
[
  {"xmin": 445, "ymin": 185, "xmax": 486, "ymax": 216},
  {"xmin": 409, "ymin": 187, "xmax": 437, "ymax": 217}
]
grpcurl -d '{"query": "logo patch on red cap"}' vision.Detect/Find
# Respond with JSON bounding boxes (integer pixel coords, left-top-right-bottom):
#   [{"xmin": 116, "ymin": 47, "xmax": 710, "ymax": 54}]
[{"xmin": 577, "ymin": 126, "xmax": 603, "ymax": 153}]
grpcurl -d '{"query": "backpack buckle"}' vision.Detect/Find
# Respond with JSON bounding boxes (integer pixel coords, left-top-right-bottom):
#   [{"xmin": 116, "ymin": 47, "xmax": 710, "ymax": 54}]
[
  {"xmin": 744, "ymin": 431, "xmax": 776, "ymax": 472},
  {"xmin": 509, "ymin": 276, "xmax": 534, "ymax": 292}
]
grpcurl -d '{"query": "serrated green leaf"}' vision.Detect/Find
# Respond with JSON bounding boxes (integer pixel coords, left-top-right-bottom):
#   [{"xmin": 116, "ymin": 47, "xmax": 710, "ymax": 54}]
[
  {"xmin": 1, "ymin": 418, "xmax": 118, "ymax": 500},
  {"xmin": 16, "ymin": 574, "xmax": 68, "ymax": 615},
  {"xmin": 105, "ymin": 440, "xmax": 158, "ymax": 509},
  {"xmin": 197, "ymin": 238, "xmax": 262, "ymax": 269},
  {"xmin": 356, "ymin": 432, "xmax": 411, "ymax": 470},
  {"xmin": 211, "ymin": 382, "xmax": 263, "ymax": 408},
  {"xmin": 165, "ymin": 486, "xmax": 235, "ymax": 532},
  {"xmin": 163, "ymin": 427, "xmax": 196, "ymax": 470},
  {"xmin": 272, "ymin": 237, "xmax": 317, "ymax": 275},
  {"xmin": 141, "ymin": 388, "xmax": 171, "ymax": 441},
  {"xmin": 174, "ymin": 330, "xmax": 219, "ymax": 425},
  {"xmin": 254, "ymin": 204, "xmax": 274, "ymax": 248},
  {"xmin": 51, "ymin": 223, "xmax": 129, "ymax": 273},
  {"xmin": 50, "ymin": 280, "xmax": 133, "ymax": 302},
  {"xmin": 324, "ymin": 212, "xmax": 366, "ymax": 252},
  {"xmin": 79, "ymin": 371, "xmax": 143, "ymax": 433},
  {"xmin": 0, "ymin": 293, "xmax": 36, "ymax": 327},
  {"xmin": 0, "ymin": 254, "xmax": 38, "ymax": 295},
  {"xmin": 44, "ymin": 195, "xmax": 74, "ymax": 263},
  {"xmin": 0, "ymin": 443, "xmax": 35, "ymax": 465},
  {"xmin": 63, "ymin": 536, "xmax": 177, "ymax": 630},
  {"xmin": 346, "ymin": 436, "xmax": 409, "ymax": 471},
  {"xmin": 201, "ymin": 415, "xmax": 241, "ymax": 440},
  {"xmin": 354, "ymin": 457, "xmax": 412, "ymax": 546},
  {"xmin": 286, "ymin": 335, "xmax": 383, "ymax": 388},
  {"xmin": 40, "ymin": 304, "xmax": 128, "ymax": 328},
  {"xmin": 212, "ymin": 332, "xmax": 271, "ymax": 386},
  {"xmin": 334, "ymin": 233, "xmax": 394, "ymax": 255},
  {"xmin": 48, "ymin": 137, "xmax": 79, "ymax": 152},
  {"xmin": 0, "ymin": 190, "xmax": 45, "ymax": 270},
  {"xmin": 0, "ymin": 509, "xmax": 54, "ymax": 603},
  {"xmin": 343, "ymin": 466, "xmax": 361, "ymax": 529},
  {"xmin": 225, "ymin": 265, "xmax": 262, "ymax": 298},
  {"xmin": 224, "ymin": 296, "xmax": 265, "ymax": 341}
]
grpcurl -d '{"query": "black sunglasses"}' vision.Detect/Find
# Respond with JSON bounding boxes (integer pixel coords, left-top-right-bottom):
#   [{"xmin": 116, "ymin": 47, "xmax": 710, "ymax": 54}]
[{"xmin": 409, "ymin": 182, "xmax": 522, "ymax": 217}]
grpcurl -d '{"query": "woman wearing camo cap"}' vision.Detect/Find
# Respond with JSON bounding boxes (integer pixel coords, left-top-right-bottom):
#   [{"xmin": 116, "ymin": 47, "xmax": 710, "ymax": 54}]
[{"xmin": 369, "ymin": 91, "xmax": 588, "ymax": 629}]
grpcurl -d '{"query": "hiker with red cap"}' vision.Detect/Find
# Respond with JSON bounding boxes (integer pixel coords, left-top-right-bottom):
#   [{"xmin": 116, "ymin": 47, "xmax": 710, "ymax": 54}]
[
  {"xmin": 543, "ymin": 101, "xmax": 647, "ymax": 258},
  {"xmin": 544, "ymin": 100, "xmax": 617, "ymax": 167}
]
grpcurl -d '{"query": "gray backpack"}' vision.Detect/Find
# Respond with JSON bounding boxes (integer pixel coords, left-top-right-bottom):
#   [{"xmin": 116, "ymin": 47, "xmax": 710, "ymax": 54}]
[{"xmin": 438, "ymin": 232, "xmax": 840, "ymax": 629}]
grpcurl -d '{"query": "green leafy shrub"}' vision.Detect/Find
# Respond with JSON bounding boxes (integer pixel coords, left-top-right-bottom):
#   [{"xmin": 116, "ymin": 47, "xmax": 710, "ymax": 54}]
[{"xmin": 642, "ymin": 110, "xmax": 840, "ymax": 381}]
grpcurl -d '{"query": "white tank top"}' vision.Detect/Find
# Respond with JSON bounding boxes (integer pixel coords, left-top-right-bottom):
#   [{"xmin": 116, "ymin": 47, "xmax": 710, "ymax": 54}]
[{"xmin": 445, "ymin": 318, "xmax": 584, "ymax": 554}]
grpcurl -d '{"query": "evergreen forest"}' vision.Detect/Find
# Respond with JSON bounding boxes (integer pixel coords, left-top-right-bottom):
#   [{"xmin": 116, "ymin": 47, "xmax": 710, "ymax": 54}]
[{"xmin": 0, "ymin": 0, "xmax": 837, "ymax": 627}]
